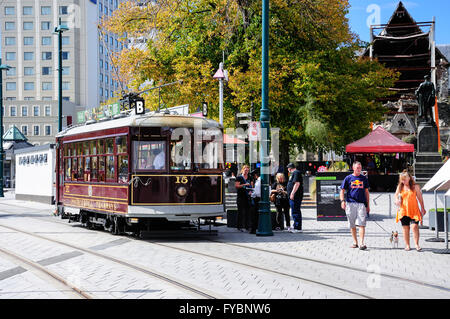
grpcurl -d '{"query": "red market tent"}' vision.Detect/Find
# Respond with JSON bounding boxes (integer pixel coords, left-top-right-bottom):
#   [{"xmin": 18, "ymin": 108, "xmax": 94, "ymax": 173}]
[
  {"xmin": 345, "ymin": 126, "xmax": 414, "ymax": 153},
  {"xmin": 224, "ymin": 134, "xmax": 247, "ymax": 145}
]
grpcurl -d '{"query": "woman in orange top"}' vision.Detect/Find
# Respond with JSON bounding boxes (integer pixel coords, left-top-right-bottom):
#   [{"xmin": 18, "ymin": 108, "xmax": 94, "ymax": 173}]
[{"xmin": 395, "ymin": 170, "xmax": 426, "ymax": 251}]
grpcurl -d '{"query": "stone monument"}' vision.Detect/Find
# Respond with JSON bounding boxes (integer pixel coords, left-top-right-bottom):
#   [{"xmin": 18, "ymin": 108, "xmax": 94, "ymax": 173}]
[{"xmin": 414, "ymin": 75, "xmax": 443, "ymax": 186}]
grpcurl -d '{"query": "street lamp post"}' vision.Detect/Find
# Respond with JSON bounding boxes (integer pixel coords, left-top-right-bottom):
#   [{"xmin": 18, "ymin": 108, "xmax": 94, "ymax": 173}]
[
  {"xmin": 213, "ymin": 63, "xmax": 225, "ymax": 126},
  {"xmin": 257, "ymin": 0, "xmax": 273, "ymax": 236},
  {"xmin": 0, "ymin": 59, "xmax": 11, "ymax": 197},
  {"xmin": 54, "ymin": 18, "xmax": 69, "ymax": 132}
]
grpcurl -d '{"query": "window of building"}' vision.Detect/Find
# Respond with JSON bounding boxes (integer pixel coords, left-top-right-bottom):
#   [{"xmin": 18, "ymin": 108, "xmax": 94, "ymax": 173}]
[
  {"xmin": 41, "ymin": 6, "xmax": 51, "ymax": 15},
  {"xmin": 63, "ymin": 97, "xmax": 70, "ymax": 101},
  {"xmin": 6, "ymin": 82, "xmax": 16, "ymax": 91},
  {"xmin": 62, "ymin": 67, "xmax": 70, "ymax": 75},
  {"xmin": 62, "ymin": 82, "xmax": 70, "ymax": 90},
  {"xmin": 21, "ymin": 125, "xmax": 28, "ymax": 136},
  {"xmin": 41, "ymin": 21, "xmax": 51, "ymax": 30},
  {"xmin": 5, "ymin": 22, "xmax": 15, "ymax": 31},
  {"xmin": 4, "ymin": 7, "xmax": 15, "ymax": 15},
  {"xmin": 23, "ymin": 37, "xmax": 34, "ymax": 45},
  {"xmin": 33, "ymin": 105, "xmax": 40, "ymax": 116},
  {"xmin": 42, "ymin": 67, "xmax": 52, "ymax": 75},
  {"xmin": 23, "ymin": 6, "xmax": 33, "ymax": 15},
  {"xmin": 45, "ymin": 125, "xmax": 51, "ymax": 136},
  {"xmin": 59, "ymin": 6, "xmax": 68, "ymax": 15},
  {"xmin": 42, "ymin": 97, "xmax": 52, "ymax": 101},
  {"xmin": 5, "ymin": 37, "xmax": 16, "ymax": 46},
  {"xmin": 45, "ymin": 105, "xmax": 51, "ymax": 116},
  {"xmin": 24, "ymin": 67, "xmax": 34, "ymax": 75},
  {"xmin": 10, "ymin": 106, "xmax": 17, "ymax": 116},
  {"xmin": 23, "ymin": 22, "xmax": 33, "ymax": 30},
  {"xmin": 42, "ymin": 36, "xmax": 51, "ymax": 45},
  {"xmin": 21, "ymin": 106, "xmax": 28, "ymax": 117},
  {"xmin": 62, "ymin": 52, "xmax": 69, "ymax": 60},
  {"xmin": 33, "ymin": 125, "xmax": 40, "ymax": 136},
  {"xmin": 6, "ymin": 52, "xmax": 16, "ymax": 61},
  {"xmin": 42, "ymin": 52, "xmax": 52, "ymax": 60},
  {"xmin": 62, "ymin": 36, "xmax": 70, "ymax": 45},
  {"xmin": 24, "ymin": 52, "xmax": 34, "ymax": 61},
  {"xmin": 6, "ymin": 67, "xmax": 16, "ymax": 76},
  {"xmin": 42, "ymin": 82, "xmax": 52, "ymax": 91},
  {"xmin": 24, "ymin": 97, "xmax": 33, "ymax": 101},
  {"xmin": 24, "ymin": 82, "xmax": 34, "ymax": 91},
  {"xmin": 5, "ymin": 97, "xmax": 16, "ymax": 101}
]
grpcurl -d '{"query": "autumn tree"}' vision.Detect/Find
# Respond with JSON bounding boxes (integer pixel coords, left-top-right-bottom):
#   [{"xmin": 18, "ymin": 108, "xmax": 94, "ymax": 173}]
[{"xmin": 102, "ymin": 0, "xmax": 397, "ymax": 165}]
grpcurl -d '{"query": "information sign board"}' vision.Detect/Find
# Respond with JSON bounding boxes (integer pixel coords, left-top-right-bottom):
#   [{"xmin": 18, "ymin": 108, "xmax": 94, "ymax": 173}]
[{"xmin": 316, "ymin": 172, "xmax": 348, "ymax": 221}]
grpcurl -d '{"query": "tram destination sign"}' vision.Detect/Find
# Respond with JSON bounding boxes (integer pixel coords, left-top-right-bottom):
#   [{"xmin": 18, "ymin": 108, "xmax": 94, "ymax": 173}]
[{"xmin": 77, "ymin": 102, "xmax": 121, "ymax": 124}]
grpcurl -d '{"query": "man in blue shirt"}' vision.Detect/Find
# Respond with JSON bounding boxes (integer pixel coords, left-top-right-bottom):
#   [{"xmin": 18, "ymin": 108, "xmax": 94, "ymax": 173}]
[{"xmin": 340, "ymin": 161, "xmax": 370, "ymax": 250}]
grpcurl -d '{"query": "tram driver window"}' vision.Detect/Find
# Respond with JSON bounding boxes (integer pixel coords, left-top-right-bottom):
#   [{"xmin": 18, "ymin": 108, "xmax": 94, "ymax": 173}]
[{"xmin": 133, "ymin": 141, "xmax": 166, "ymax": 170}]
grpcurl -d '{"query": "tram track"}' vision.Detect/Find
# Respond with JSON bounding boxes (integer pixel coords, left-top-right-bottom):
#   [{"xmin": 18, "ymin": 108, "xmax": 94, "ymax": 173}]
[
  {"xmin": 0, "ymin": 245, "xmax": 92, "ymax": 299},
  {"xmin": 0, "ymin": 201, "xmax": 449, "ymax": 298},
  {"xmin": 0, "ymin": 222, "xmax": 222, "ymax": 299}
]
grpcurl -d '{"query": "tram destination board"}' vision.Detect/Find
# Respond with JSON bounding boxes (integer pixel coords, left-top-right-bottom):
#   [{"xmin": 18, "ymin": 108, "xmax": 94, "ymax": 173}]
[{"xmin": 316, "ymin": 172, "xmax": 348, "ymax": 221}]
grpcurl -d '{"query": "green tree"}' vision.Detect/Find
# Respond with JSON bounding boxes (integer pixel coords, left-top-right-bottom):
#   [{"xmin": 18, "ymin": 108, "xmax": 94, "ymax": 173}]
[{"xmin": 102, "ymin": 0, "xmax": 397, "ymax": 165}]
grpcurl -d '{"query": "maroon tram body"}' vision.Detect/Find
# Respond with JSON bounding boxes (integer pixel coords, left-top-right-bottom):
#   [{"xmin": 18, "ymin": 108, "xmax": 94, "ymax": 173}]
[{"xmin": 55, "ymin": 113, "xmax": 225, "ymax": 235}]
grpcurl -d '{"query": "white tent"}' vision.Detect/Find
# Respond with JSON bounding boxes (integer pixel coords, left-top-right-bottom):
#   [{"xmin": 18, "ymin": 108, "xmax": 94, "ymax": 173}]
[
  {"xmin": 423, "ymin": 160, "xmax": 450, "ymax": 192},
  {"xmin": 422, "ymin": 160, "xmax": 450, "ymax": 253}
]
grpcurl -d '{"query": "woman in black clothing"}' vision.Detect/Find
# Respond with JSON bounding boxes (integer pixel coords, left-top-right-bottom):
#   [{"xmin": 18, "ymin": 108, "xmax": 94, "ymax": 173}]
[
  {"xmin": 271, "ymin": 173, "xmax": 290, "ymax": 230},
  {"xmin": 235, "ymin": 165, "xmax": 252, "ymax": 232}
]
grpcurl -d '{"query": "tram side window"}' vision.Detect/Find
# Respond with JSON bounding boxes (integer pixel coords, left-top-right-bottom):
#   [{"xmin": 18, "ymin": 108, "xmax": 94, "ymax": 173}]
[
  {"xmin": 106, "ymin": 155, "xmax": 115, "ymax": 181},
  {"xmin": 77, "ymin": 157, "xmax": 84, "ymax": 181},
  {"xmin": 72, "ymin": 157, "xmax": 78, "ymax": 180},
  {"xmin": 117, "ymin": 136, "xmax": 128, "ymax": 183},
  {"xmin": 84, "ymin": 157, "xmax": 91, "ymax": 181},
  {"xmin": 106, "ymin": 138, "xmax": 114, "ymax": 154},
  {"xmin": 98, "ymin": 157, "xmax": 106, "ymax": 182},
  {"xmin": 91, "ymin": 156, "xmax": 98, "ymax": 181},
  {"xmin": 118, "ymin": 155, "xmax": 128, "ymax": 183},
  {"xmin": 133, "ymin": 141, "xmax": 166, "ymax": 170},
  {"xmin": 65, "ymin": 158, "xmax": 71, "ymax": 181},
  {"xmin": 90, "ymin": 140, "xmax": 97, "ymax": 155}
]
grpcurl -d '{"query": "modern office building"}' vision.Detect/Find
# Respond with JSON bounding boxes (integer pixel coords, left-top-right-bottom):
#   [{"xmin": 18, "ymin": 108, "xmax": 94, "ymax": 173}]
[{"xmin": 0, "ymin": 0, "xmax": 126, "ymax": 144}]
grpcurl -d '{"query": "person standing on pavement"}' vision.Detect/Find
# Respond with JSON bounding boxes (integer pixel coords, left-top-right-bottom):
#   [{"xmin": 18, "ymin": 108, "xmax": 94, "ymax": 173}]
[
  {"xmin": 340, "ymin": 161, "xmax": 370, "ymax": 250},
  {"xmin": 394, "ymin": 170, "xmax": 426, "ymax": 251},
  {"xmin": 250, "ymin": 169, "xmax": 261, "ymax": 234},
  {"xmin": 235, "ymin": 165, "xmax": 252, "ymax": 232},
  {"xmin": 286, "ymin": 163, "xmax": 304, "ymax": 233},
  {"xmin": 271, "ymin": 173, "xmax": 290, "ymax": 230}
]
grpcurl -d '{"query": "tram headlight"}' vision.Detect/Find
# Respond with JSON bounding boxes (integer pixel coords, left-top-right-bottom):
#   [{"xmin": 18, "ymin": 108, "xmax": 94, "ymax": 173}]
[{"xmin": 177, "ymin": 186, "xmax": 187, "ymax": 197}]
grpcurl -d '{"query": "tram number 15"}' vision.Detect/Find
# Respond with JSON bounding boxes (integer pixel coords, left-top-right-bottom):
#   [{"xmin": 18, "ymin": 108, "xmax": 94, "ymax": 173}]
[{"xmin": 175, "ymin": 176, "xmax": 189, "ymax": 184}]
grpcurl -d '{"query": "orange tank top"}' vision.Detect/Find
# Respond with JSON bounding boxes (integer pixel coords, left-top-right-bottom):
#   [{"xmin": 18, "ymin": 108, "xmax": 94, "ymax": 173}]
[{"xmin": 396, "ymin": 188, "xmax": 422, "ymax": 223}]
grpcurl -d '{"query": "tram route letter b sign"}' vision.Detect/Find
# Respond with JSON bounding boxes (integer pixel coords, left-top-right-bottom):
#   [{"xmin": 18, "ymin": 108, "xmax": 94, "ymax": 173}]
[{"xmin": 133, "ymin": 98, "xmax": 145, "ymax": 115}]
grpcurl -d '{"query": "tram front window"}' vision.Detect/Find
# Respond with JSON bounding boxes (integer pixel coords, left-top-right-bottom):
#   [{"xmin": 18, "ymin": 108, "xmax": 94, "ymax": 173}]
[
  {"xmin": 133, "ymin": 141, "xmax": 166, "ymax": 171},
  {"xmin": 194, "ymin": 129, "xmax": 223, "ymax": 170}
]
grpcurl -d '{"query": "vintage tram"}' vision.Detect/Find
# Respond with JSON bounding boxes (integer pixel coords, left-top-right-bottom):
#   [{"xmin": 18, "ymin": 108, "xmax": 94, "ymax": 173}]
[{"xmin": 55, "ymin": 110, "xmax": 225, "ymax": 236}]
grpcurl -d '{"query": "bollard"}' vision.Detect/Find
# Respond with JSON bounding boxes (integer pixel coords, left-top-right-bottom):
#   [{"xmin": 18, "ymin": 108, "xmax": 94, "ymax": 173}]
[{"xmin": 388, "ymin": 194, "xmax": 391, "ymax": 218}]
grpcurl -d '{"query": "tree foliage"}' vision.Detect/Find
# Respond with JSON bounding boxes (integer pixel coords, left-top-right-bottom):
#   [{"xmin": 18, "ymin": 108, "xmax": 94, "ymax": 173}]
[{"xmin": 101, "ymin": 0, "xmax": 398, "ymax": 158}]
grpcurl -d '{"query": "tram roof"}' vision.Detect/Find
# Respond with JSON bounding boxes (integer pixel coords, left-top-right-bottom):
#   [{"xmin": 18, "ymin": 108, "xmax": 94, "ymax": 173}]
[{"xmin": 56, "ymin": 112, "xmax": 222, "ymax": 138}]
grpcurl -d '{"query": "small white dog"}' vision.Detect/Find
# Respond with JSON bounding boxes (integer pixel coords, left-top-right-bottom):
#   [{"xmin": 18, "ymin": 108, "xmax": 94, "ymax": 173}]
[{"xmin": 390, "ymin": 231, "xmax": 399, "ymax": 248}]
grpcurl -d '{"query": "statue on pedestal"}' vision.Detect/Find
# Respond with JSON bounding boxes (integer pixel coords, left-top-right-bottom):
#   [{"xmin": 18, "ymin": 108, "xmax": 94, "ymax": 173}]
[{"xmin": 415, "ymin": 75, "xmax": 435, "ymax": 124}]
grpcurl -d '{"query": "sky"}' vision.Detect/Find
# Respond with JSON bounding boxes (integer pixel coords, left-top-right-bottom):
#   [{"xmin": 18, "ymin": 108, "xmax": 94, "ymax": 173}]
[{"xmin": 347, "ymin": 0, "xmax": 450, "ymax": 45}]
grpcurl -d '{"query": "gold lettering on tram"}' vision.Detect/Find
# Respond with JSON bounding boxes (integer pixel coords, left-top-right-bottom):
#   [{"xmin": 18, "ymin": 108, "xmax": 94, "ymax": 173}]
[{"xmin": 175, "ymin": 176, "xmax": 189, "ymax": 184}]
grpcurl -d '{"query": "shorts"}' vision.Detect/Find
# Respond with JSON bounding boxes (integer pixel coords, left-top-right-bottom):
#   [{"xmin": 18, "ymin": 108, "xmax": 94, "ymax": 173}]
[
  {"xmin": 345, "ymin": 202, "xmax": 367, "ymax": 228},
  {"xmin": 400, "ymin": 216, "xmax": 420, "ymax": 226}
]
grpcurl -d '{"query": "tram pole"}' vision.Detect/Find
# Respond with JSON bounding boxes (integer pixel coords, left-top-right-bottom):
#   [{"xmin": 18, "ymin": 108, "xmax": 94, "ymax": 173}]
[
  {"xmin": 256, "ymin": 0, "xmax": 273, "ymax": 236},
  {"xmin": 54, "ymin": 18, "xmax": 69, "ymax": 132}
]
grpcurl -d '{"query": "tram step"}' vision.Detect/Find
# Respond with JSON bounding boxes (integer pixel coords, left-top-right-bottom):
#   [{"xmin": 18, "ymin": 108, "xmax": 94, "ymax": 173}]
[{"xmin": 139, "ymin": 229, "xmax": 218, "ymax": 238}]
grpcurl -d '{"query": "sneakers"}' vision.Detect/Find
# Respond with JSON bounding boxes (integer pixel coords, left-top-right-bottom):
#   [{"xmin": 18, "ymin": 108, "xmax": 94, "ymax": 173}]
[{"xmin": 290, "ymin": 229, "xmax": 303, "ymax": 233}]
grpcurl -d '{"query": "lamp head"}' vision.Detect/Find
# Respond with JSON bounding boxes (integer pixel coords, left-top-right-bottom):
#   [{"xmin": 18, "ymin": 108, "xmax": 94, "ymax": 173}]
[{"xmin": 0, "ymin": 64, "xmax": 11, "ymax": 71}]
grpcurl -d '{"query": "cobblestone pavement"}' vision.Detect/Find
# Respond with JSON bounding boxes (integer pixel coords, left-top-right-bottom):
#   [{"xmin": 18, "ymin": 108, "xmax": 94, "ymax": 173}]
[{"xmin": 0, "ymin": 190, "xmax": 449, "ymax": 299}]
